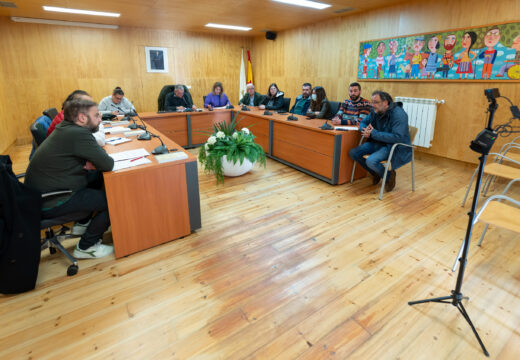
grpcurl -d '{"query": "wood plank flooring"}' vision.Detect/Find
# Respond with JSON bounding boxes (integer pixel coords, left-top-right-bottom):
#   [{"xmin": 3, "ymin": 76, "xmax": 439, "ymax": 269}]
[{"xmin": 1, "ymin": 145, "xmax": 519, "ymax": 359}]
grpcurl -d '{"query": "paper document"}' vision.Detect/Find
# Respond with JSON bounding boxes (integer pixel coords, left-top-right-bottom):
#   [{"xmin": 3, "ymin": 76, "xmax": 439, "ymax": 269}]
[
  {"xmin": 334, "ymin": 126, "xmax": 359, "ymax": 131},
  {"xmin": 112, "ymin": 157, "xmax": 151, "ymax": 171},
  {"xmin": 213, "ymin": 106, "xmax": 227, "ymax": 110},
  {"xmin": 103, "ymin": 126, "xmax": 127, "ymax": 134},
  {"xmin": 102, "ymin": 120, "xmax": 129, "ymax": 126},
  {"xmin": 105, "ymin": 137, "xmax": 132, "ymax": 146},
  {"xmin": 109, "ymin": 148, "xmax": 150, "ymax": 162},
  {"xmin": 154, "ymin": 151, "xmax": 188, "ymax": 163},
  {"xmin": 124, "ymin": 130, "xmax": 146, "ymax": 137}
]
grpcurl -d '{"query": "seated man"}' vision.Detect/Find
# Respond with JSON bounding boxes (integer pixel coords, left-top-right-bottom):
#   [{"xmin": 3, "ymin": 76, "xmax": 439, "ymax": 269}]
[
  {"xmin": 98, "ymin": 87, "xmax": 136, "ymax": 115},
  {"xmin": 47, "ymin": 90, "xmax": 105, "ymax": 146},
  {"xmin": 332, "ymin": 82, "xmax": 371, "ymax": 125},
  {"xmin": 165, "ymin": 85, "xmax": 197, "ymax": 111},
  {"xmin": 349, "ymin": 90, "xmax": 411, "ymax": 192},
  {"xmin": 25, "ymin": 99, "xmax": 115, "ymax": 258},
  {"xmin": 289, "ymin": 82, "xmax": 312, "ymax": 115},
  {"xmin": 238, "ymin": 83, "xmax": 263, "ymax": 107}
]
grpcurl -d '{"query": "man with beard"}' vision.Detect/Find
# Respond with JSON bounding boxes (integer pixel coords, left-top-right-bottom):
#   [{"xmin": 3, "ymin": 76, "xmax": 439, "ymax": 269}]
[
  {"xmin": 25, "ymin": 99, "xmax": 115, "ymax": 258},
  {"xmin": 349, "ymin": 91, "xmax": 411, "ymax": 192},
  {"xmin": 439, "ymin": 34, "xmax": 457, "ymax": 78},
  {"xmin": 332, "ymin": 82, "xmax": 371, "ymax": 126}
]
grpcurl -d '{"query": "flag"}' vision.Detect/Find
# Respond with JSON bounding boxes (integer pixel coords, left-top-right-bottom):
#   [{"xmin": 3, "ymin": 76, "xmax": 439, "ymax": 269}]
[
  {"xmin": 239, "ymin": 48, "xmax": 246, "ymax": 102},
  {"xmin": 247, "ymin": 50, "xmax": 253, "ymax": 84}
]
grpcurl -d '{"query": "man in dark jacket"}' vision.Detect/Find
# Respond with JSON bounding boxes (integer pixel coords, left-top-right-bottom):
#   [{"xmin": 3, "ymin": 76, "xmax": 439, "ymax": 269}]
[
  {"xmin": 165, "ymin": 85, "xmax": 197, "ymax": 111},
  {"xmin": 25, "ymin": 99, "xmax": 115, "ymax": 258},
  {"xmin": 349, "ymin": 90, "xmax": 411, "ymax": 192},
  {"xmin": 239, "ymin": 84, "xmax": 263, "ymax": 107},
  {"xmin": 289, "ymin": 82, "xmax": 312, "ymax": 115}
]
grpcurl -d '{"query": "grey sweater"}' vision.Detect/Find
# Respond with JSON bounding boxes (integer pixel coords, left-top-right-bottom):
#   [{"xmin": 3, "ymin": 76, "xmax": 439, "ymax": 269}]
[{"xmin": 98, "ymin": 95, "xmax": 135, "ymax": 115}]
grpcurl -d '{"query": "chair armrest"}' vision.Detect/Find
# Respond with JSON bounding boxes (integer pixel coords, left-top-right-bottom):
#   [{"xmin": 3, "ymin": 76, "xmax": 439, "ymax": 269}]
[
  {"xmin": 489, "ymin": 152, "xmax": 520, "ymax": 166},
  {"xmin": 387, "ymin": 142, "xmax": 416, "ymax": 163},
  {"xmin": 42, "ymin": 190, "xmax": 73, "ymax": 199},
  {"xmin": 16, "ymin": 173, "xmax": 25, "ymax": 179}
]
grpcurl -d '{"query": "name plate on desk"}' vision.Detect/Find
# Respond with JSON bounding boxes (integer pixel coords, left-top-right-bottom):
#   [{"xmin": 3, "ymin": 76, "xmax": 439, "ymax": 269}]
[
  {"xmin": 154, "ymin": 152, "xmax": 188, "ymax": 163},
  {"xmin": 124, "ymin": 129, "xmax": 146, "ymax": 137}
]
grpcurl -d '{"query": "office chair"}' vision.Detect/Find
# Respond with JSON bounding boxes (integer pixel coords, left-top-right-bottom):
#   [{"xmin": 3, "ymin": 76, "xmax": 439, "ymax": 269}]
[
  {"xmin": 29, "ymin": 116, "xmax": 51, "ymax": 159},
  {"xmin": 328, "ymin": 101, "xmax": 340, "ymax": 120},
  {"xmin": 282, "ymin": 98, "xmax": 291, "ymax": 112},
  {"xmin": 157, "ymin": 84, "xmax": 193, "ymax": 111},
  {"xmin": 350, "ymin": 125, "xmax": 418, "ymax": 200},
  {"xmin": 42, "ymin": 107, "xmax": 58, "ymax": 121}
]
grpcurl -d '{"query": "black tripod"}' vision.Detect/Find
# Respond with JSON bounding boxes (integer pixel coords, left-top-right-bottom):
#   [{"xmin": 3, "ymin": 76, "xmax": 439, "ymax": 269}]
[{"xmin": 408, "ymin": 90, "xmax": 500, "ymax": 357}]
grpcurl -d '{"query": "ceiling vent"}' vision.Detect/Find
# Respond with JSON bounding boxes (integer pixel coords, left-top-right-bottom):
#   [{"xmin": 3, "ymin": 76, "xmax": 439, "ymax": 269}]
[{"xmin": 334, "ymin": 7, "xmax": 355, "ymax": 14}]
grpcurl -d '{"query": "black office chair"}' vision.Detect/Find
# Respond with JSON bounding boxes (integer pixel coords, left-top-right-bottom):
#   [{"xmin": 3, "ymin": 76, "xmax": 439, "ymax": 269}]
[
  {"xmin": 203, "ymin": 95, "xmax": 207, "ymax": 104},
  {"xmin": 43, "ymin": 107, "xmax": 58, "ymax": 121},
  {"xmin": 282, "ymin": 98, "xmax": 291, "ymax": 112},
  {"xmin": 29, "ymin": 119, "xmax": 49, "ymax": 159},
  {"xmin": 157, "ymin": 84, "xmax": 193, "ymax": 111},
  {"xmin": 328, "ymin": 101, "xmax": 341, "ymax": 120}
]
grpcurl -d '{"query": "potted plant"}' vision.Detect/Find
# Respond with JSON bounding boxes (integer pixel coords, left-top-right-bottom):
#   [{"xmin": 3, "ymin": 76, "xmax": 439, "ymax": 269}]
[{"xmin": 198, "ymin": 112, "xmax": 266, "ymax": 184}]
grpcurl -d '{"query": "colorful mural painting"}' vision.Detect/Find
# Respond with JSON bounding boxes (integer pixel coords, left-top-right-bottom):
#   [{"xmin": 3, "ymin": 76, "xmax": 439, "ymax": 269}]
[{"xmin": 358, "ymin": 21, "xmax": 520, "ymax": 81}]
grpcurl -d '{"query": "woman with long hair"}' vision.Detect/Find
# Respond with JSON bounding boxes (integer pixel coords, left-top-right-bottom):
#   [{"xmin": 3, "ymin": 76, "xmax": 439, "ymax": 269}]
[
  {"xmin": 259, "ymin": 83, "xmax": 284, "ymax": 110},
  {"xmin": 306, "ymin": 86, "xmax": 332, "ymax": 119},
  {"xmin": 204, "ymin": 82, "xmax": 230, "ymax": 110},
  {"xmin": 455, "ymin": 31, "xmax": 477, "ymax": 79}
]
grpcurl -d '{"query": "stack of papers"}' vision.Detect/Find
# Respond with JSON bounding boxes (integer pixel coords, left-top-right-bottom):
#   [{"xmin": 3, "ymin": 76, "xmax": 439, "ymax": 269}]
[
  {"xmin": 103, "ymin": 126, "xmax": 127, "ymax": 134},
  {"xmin": 105, "ymin": 137, "xmax": 132, "ymax": 146},
  {"xmin": 124, "ymin": 130, "xmax": 146, "ymax": 137},
  {"xmin": 334, "ymin": 126, "xmax": 359, "ymax": 131},
  {"xmin": 109, "ymin": 148, "xmax": 152, "ymax": 171},
  {"xmin": 102, "ymin": 120, "xmax": 130, "ymax": 126}
]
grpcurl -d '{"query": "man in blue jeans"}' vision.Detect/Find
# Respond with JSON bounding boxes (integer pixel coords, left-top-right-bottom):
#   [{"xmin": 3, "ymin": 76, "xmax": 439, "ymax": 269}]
[{"xmin": 349, "ymin": 90, "xmax": 411, "ymax": 192}]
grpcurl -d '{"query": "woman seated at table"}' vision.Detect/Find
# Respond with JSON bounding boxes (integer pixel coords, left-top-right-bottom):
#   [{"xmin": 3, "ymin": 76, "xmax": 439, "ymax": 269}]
[
  {"xmin": 306, "ymin": 86, "xmax": 332, "ymax": 119},
  {"xmin": 259, "ymin": 83, "xmax": 284, "ymax": 111},
  {"xmin": 204, "ymin": 82, "xmax": 230, "ymax": 110}
]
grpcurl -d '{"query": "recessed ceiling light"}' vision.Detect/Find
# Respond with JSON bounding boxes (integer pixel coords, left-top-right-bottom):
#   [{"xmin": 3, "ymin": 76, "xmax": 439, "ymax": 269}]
[
  {"xmin": 43, "ymin": 6, "xmax": 120, "ymax": 17},
  {"xmin": 205, "ymin": 23, "xmax": 252, "ymax": 31},
  {"xmin": 272, "ymin": 0, "xmax": 331, "ymax": 10},
  {"xmin": 11, "ymin": 17, "xmax": 119, "ymax": 29}
]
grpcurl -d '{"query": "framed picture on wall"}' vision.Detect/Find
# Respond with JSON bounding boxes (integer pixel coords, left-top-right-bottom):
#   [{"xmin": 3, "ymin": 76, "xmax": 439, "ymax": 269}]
[{"xmin": 145, "ymin": 47, "xmax": 169, "ymax": 73}]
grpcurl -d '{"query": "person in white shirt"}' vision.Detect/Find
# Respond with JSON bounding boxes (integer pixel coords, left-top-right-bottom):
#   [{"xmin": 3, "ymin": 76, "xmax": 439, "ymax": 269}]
[{"xmin": 98, "ymin": 86, "xmax": 135, "ymax": 115}]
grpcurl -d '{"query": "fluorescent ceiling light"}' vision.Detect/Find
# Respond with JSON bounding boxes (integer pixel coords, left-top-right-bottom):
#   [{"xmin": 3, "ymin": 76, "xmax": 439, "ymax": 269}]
[
  {"xmin": 43, "ymin": 6, "xmax": 120, "ymax": 17},
  {"xmin": 272, "ymin": 0, "xmax": 331, "ymax": 10},
  {"xmin": 205, "ymin": 23, "xmax": 252, "ymax": 31},
  {"xmin": 11, "ymin": 17, "xmax": 119, "ymax": 29}
]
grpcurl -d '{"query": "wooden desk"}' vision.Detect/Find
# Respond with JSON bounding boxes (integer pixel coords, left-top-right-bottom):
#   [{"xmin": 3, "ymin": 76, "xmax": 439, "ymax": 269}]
[
  {"xmin": 103, "ymin": 123, "xmax": 201, "ymax": 258},
  {"xmin": 140, "ymin": 109, "xmax": 366, "ymax": 185}
]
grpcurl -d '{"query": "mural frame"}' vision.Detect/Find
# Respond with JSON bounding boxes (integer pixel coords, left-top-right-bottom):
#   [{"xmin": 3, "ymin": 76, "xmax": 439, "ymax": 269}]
[{"xmin": 357, "ymin": 21, "xmax": 520, "ymax": 82}]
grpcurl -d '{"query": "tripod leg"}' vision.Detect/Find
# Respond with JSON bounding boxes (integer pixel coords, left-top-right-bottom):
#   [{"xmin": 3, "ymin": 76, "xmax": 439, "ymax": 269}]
[
  {"xmin": 456, "ymin": 302, "xmax": 490, "ymax": 357},
  {"xmin": 408, "ymin": 295, "xmax": 453, "ymax": 306}
]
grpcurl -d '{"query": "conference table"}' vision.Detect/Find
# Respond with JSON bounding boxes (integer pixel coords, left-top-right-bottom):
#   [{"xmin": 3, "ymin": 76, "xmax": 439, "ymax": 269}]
[
  {"xmin": 102, "ymin": 123, "xmax": 201, "ymax": 258},
  {"xmin": 140, "ymin": 108, "xmax": 366, "ymax": 185}
]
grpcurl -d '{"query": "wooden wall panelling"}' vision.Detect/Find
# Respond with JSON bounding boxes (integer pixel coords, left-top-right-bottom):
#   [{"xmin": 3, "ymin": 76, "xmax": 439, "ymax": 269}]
[{"xmin": 251, "ymin": 0, "xmax": 520, "ymax": 164}]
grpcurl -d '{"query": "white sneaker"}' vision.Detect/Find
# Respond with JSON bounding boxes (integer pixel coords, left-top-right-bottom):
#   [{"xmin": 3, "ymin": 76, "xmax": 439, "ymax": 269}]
[
  {"xmin": 71, "ymin": 220, "xmax": 91, "ymax": 236},
  {"xmin": 73, "ymin": 240, "xmax": 113, "ymax": 259}
]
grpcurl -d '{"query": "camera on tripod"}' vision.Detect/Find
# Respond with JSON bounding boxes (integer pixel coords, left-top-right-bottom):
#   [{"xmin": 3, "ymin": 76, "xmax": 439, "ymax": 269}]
[{"xmin": 484, "ymin": 88, "xmax": 499, "ymax": 102}]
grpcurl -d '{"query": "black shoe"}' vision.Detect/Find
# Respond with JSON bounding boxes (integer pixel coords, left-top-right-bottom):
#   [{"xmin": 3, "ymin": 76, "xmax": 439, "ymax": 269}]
[
  {"xmin": 372, "ymin": 174, "xmax": 381, "ymax": 185},
  {"xmin": 385, "ymin": 170, "xmax": 396, "ymax": 192}
]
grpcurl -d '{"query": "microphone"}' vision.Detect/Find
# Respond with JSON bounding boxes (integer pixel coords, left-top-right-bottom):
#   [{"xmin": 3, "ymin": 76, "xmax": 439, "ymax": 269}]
[
  {"xmin": 226, "ymin": 104, "xmax": 234, "ymax": 109},
  {"xmin": 150, "ymin": 133, "xmax": 169, "ymax": 154},
  {"xmin": 287, "ymin": 104, "xmax": 297, "ymax": 121},
  {"xmin": 320, "ymin": 119, "xmax": 333, "ymax": 130},
  {"xmin": 129, "ymin": 110, "xmax": 151, "ymax": 140},
  {"xmin": 241, "ymin": 104, "xmax": 250, "ymax": 111},
  {"xmin": 263, "ymin": 109, "xmax": 273, "ymax": 115}
]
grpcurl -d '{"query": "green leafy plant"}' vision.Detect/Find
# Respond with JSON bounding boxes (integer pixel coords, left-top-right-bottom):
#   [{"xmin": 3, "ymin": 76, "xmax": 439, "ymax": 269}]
[{"xmin": 198, "ymin": 112, "xmax": 266, "ymax": 184}]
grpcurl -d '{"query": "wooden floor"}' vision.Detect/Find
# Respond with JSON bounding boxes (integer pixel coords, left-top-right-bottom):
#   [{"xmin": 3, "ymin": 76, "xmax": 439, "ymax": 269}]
[{"xmin": 1, "ymin": 145, "xmax": 519, "ymax": 359}]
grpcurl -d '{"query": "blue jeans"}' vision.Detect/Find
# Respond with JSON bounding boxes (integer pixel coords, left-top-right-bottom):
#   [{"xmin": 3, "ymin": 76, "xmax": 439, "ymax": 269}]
[{"xmin": 349, "ymin": 141, "xmax": 390, "ymax": 178}]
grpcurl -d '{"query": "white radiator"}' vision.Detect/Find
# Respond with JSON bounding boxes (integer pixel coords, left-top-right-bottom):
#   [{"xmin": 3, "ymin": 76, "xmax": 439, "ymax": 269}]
[{"xmin": 395, "ymin": 96, "xmax": 444, "ymax": 148}]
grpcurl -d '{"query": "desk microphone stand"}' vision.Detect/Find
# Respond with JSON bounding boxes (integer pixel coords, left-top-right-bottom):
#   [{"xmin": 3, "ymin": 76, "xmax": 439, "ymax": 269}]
[{"xmin": 408, "ymin": 90, "xmax": 500, "ymax": 358}]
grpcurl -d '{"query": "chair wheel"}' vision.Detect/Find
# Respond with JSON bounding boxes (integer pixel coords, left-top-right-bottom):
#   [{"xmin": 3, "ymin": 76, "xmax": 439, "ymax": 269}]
[
  {"xmin": 49, "ymin": 247, "xmax": 57, "ymax": 254},
  {"xmin": 67, "ymin": 265, "xmax": 78, "ymax": 276}
]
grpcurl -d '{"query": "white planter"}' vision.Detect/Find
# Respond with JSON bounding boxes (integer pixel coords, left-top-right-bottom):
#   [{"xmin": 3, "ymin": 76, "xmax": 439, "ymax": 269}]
[{"xmin": 221, "ymin": 155, "xmax": 254, "ymax": 177}]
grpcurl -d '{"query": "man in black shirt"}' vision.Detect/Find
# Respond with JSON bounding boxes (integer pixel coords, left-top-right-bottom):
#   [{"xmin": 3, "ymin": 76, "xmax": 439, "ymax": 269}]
[
  {"xmin": 25, "ymin": 99, "xmax": 115, "ymax": 259},
  {"xmin": 164, "ymin": 85, "xmax": 197, "ymax": 111}
]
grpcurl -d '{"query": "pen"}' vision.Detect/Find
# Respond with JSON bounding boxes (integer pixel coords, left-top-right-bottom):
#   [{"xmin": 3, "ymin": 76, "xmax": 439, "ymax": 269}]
[
  {"xmin": 107, "ymin": 137, "xmax": 123, "ymax": 142},
  {"xmin": 130, "ymin": 156, "xmax": 144, "ymax": 162}
]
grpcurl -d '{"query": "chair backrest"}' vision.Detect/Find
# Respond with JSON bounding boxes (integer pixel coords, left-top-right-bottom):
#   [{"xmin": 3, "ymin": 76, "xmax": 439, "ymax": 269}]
[
  {"xmin": 157, "ymin": 85, "xmax": 192, "ymax": 111},
  {"xmin": 203, "ymin": 95, "xmax": 206, "ymax": 104},
  {"xmin": 328, "ymin": 101, "xmax": 340, "ymax": 119},
  {"xmin": 30, "ymin": 118, "xmax": 49, "ymax": 146},
  {"xmin": 282, "ymin": 97, "xmax": 291, "ymax": 112},
  {"xmin": 42, "ymin": 108, "xmax": 58, "ymax": 121},
  {"xmin": 409, "ymin": 125, "xmax": 418, "ymax": 143}
]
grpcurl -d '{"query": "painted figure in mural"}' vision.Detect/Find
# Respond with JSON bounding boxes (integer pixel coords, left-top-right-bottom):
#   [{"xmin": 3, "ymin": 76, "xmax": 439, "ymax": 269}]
[
  {"xmin": 477, "ymin": 27, "xmax": 501, "ymax": 79},
  {"xmin": 455, "ymin": 31, "xmax": 477, "ymax": 79},
  {"xmin": 376, "ymin": 41, "xmax": 386, "ymax": 79},
  {"xmin": 425, "ymin": 35, "xmax": 441, "ymax": 79},
  {"xmin": 420, "ymin": 58, "xmax": 428, "ymax": 78},
  {"xmin": 496, "ymin": 35, "xmax": 520, "ymax": 78},
  {"xmin": 387, "ymin": 40, "xmax": 404, "ymax": 78},
  {"xmin": 404, "ymin": 36, "xmax": 426, "ymax": 79},
  {"xmin": 362, "ymin": 44, "xmax": 372, "ymax": 79},
  {"xmin": 439, "ymin": 34, "xmax": 456, "ymax": 78}
]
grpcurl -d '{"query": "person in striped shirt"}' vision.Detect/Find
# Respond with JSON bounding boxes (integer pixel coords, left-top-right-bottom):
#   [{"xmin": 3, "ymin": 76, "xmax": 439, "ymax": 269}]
[{"xmin": 332, "ymin": 82, "xmax": 371, "ymax": 126}]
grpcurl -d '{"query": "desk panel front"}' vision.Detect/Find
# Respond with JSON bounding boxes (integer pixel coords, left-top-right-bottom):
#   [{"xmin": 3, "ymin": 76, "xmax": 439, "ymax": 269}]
[{"xmin": 103, "ymin": 123, "xmax": 200, "ymax": 258}]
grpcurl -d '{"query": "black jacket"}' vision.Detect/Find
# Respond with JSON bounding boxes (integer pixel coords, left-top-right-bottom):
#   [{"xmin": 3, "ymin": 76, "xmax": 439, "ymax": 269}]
[
  {"xmin": 165, "ymin": 92, "xmax": 194, "ymax": 111},
  {"xmin": 0, "ymin": 155, "xmax": 42, "ymax": 294},
  {"xmin": 262, "ymin": 91, "xmax": 285, "ymax": 110}
]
